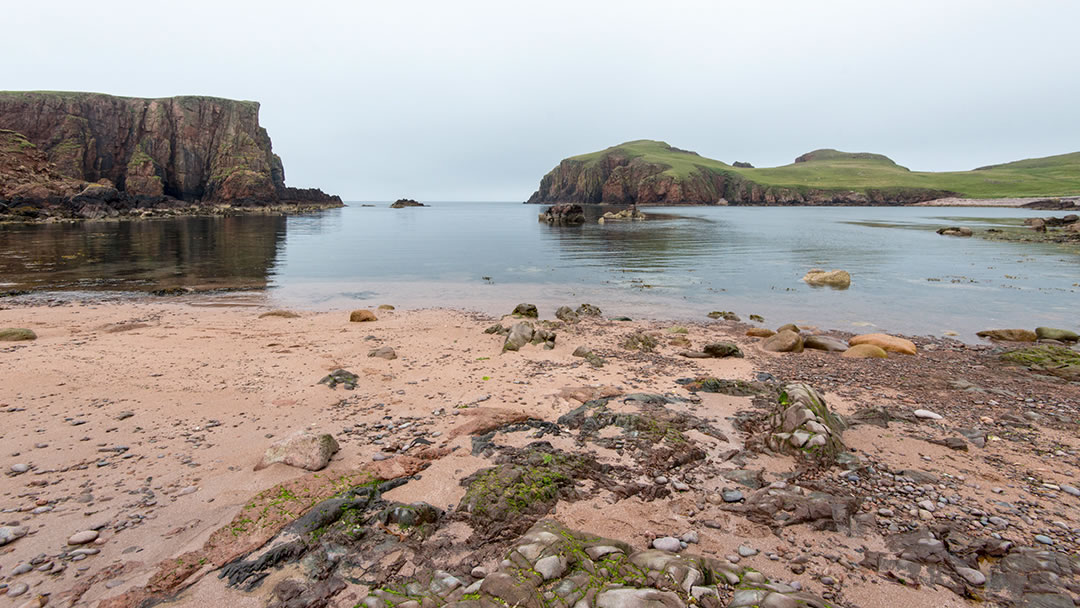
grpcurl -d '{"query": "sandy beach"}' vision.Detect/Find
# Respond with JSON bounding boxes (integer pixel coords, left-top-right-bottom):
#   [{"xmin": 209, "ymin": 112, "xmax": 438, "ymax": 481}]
[{"xmin": 1, "ymin": 299, "xmax": 1078, "ymax": 608}]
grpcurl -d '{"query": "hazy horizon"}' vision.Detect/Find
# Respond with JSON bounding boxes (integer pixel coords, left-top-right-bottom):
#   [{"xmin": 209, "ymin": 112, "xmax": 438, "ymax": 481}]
[{"xmin": 6, "ymin": 0, "xmax": 1079, "ymax": 201}]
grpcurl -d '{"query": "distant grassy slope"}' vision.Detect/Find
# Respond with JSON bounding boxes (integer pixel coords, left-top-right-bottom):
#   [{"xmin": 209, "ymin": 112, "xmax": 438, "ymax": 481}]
[{"xmin": 566, "ymin": 140, "xmax": 1080, "ymax": 199}]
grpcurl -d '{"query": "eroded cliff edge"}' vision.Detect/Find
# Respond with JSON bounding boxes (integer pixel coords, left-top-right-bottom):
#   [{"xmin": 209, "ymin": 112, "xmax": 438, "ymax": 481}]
[{"xmin": 0, "ymin": 91, "xmax": 342, "ymax": 219}]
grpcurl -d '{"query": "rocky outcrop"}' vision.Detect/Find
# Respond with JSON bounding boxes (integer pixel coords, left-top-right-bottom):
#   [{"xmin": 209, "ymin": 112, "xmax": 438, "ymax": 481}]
[
  {"xmin": 539, "ymin": 203, "xmax": 584, "ymax": 224},
  {"xmin": 0, "ymin": 91, "xmax": 341, "ymax": 219},
  {"xmin": 527, "ymin": 141, "xmax": 952, "ymax": 206},
  {"xmin": 390, "ymin": 198, "xmax": 426, "ymax": 208}
]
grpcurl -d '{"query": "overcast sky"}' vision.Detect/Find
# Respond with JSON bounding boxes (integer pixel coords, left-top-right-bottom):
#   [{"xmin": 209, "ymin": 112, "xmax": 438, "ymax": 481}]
[{"xmin": 5, "ymin": 1, "xmax": 1079, "ymax": 201}]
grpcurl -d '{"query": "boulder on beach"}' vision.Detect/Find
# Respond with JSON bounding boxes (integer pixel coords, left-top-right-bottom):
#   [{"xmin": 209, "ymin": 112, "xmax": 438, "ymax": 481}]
[
  {"xmin": 1035, "ymin": 327, "xmax": 1079, "ymax": 342},
  {"xmin": 746, "ymin": 328, "xmax": 775, "ymax": 338},
  {"xmin": 703, "ymin": 342, "xmax": 744, "ymax": 358},
  {"xmin": 976, "ymin": 328, "xmax": 1037, "ymax": 342},
  {"xmin": 255, "ymin": 430, "xmax": 340, "ymax": 471},
  {"xmin": 368, "ymin": 346, "xmax": 397, "ymax": 360},
  {"xmin": 802, "ymin": 269, "xmax": 851, "ymax": 289},
  {"xmin": 767, "ymin": 383, "xmax": 847, "ymax": 461},
  {"xmin": 512, "ymin": 303, "xmax": 538, "ymax": 318},
  {"xmin": 762, "ymin": 329, "xmax": 804, "ymax": 353},
  {"xmin": 804, "ymin": 335, "xmax": 849, "ymax": 352},
  {"xmin": 503, "ymin": 321, "xmax": 555, "ymax": 351},
  {"xmin": 555, "ymin": 306, "xmax": 580, "ymax": 323},
  {"xmin": 842, "ymin": 344, "xmax": 888, "ymax": 359},
  {"xmin": 349, "ymin": 310, "xmax": 377, "ymax": 322},
  {"xmin": 849, "ymin": 333, "xmax": 916, "ymax": 355},
  {"xmin": 0, "ymin": 328, "xmax": 37, "ymax": 341},
  {"xmin": 576, "ymin": 303, "xmax": 602, "ymax": 317}
]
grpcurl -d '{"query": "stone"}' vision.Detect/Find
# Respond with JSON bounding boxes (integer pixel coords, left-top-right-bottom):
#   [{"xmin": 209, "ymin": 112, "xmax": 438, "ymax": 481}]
[
  {"xmin": 595, "ymin": 588, "xmax": 683, "ymax": 608},
  {"xmin": 0, "ymin": 328, "xmax": 36, "ymax": 341},
  {"xmin": 956, "ymin": 566, "xmax": 986, "ymax": 586},
  {"xmin": 803, "ymin": 335, "xmax": 849, "ymax": 352},
  {"xmin": 746, "ymin": 328, "xmax": 776, "ymax": 338},
  {"xmin": 703, "ymin": 342, "xmax": 743, "ymax": 358},
  {"xmin": 849, "ymin": 333, "xmax": 917, "ymax": 355},
  {"xmin": 541, "ymin": 203, "xmax": 585, "ymax": 225},
  {"xmin": 936, "ymin": 226, "xmax": 973, "ymax": 237},
  {"xmin": 842, "ymin": 344, "xmax": 888, "ymax": 359},
  {"xmin": 377, "ymin": 304, "xmax": 395, "ymax": 310},
  {"xmin": 802, "ymin": 269, "xmax": 851, "ymax": 288},
  {"xmin": 652, "ymin": 536, "xmax": 682, "ymax": 552},
  {"xmin": 761, "ymin": 329, "xmax": 804, "ymax": 353},
  {"xmin": 913, "ymin": 409, "xmax": 943, "ymax": 420},
  {"xmin": 738, "ymin": 545, "xmax": 759, "ymax": 557},
  {"xmin": 533, "ymin": 554, "xmax": 567, "ymax": 580},
  {"xmin": 258, "ymin": 310, "xmax": 300, "ymax": 319},
  {"xmin": 555, "ymin": 306, "xmax": 580, "ymax": 323},
  {"xmin": 576, "ymin": 303, "xmax": 602, "ymax": 317},
  {"xmin": 349, "ymin": 310, "xmax": 377, "ymax": 322},
  {"xmin": 368, "ymin": 346, "xmax": 397, "ymax": 360},
  {"xmin": 6, "ymin": 583, "xmax": 29, "ymax": 597},
  {"xmin": 722, "ymin": 489, "xmax": 744, "ymax": 503},
  {"xmin": 67, "ymin": 530, "xmax": 100, "ymax": 545},
  {"xmin": 255, "ymin": 431, "xmax": 339, "ymax": 471},
  {"xmin": 1035, "ymin": 534, "xmax": 1054, "ymax": 545},
  {"xmin": 10, "ymin": 463, "xmax": 29, "ymax": 473},
  {"xmin": 512, "ymin": 303, "xmax": 538, "ymax": 318},
  {"xmin": 976, "ymin": 328, "xmax": 1038, "ymax": 342},
  {"xmin": 1036, "ymin": 327, "xmax": 1079, "ymax": 342},
  {"xmin": 0, "ymin": 525, "xmax": 29, "ymax": 546}
]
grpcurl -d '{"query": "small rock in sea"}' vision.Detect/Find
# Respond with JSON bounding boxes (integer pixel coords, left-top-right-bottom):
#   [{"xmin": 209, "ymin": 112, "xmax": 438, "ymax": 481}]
[
  {"xmin": 722, "ymin": 489, "xmax": 744, "ymax": 503},
  {"xmin": 652, "ymin": 537, "xmax": 682, "ymax": 552},
  {"xmin": 68, "ymin": 530, "xmax": 100, "ymax": 545},
  {"xmin": 738, "ymin": 545, "xmax": 758, "ymax": 557},
  {"xmin": 914, "ymin": 409, "xmax": 943, "ymax": 420}
]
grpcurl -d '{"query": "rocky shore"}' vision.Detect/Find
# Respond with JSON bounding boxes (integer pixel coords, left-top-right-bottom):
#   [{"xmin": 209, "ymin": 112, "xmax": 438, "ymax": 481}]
[
  {"xmin": 0, "ymin": 92, "xmax": 342, "ymax": 221},
  {"xmin": 0, "ymin": 300, "xmax": 1078, "ymax": 608}
]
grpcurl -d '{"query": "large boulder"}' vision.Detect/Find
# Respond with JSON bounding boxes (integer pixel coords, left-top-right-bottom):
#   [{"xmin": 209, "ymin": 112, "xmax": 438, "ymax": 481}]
[
  {"xmin": 766, "ymin": 384, "xmax": 846, "ymax": 462},
  {"xmin": 802, "ymin": 269, "xmax": 851, "ymax": 289},
  {"xmin": 512, "ymin": 303, "xmax": 538, "ymax": 318},
  {"xmin": 842, "ymin": 344, "xmax": 888, "ymax": 359},
  {"xmin": 555, "ymin": 306, "xmax": 580, "ymax": 323},
  {"xmin": 540, "ymin": 203, "xmax": 585, "ymax": 225},
  {"xmin": 503, "ymin": 321, "xmax": 555, "ymax": 351},
  {"xmin": 761, "ymin": 329, "xmax": 804, "ymax": 353},
  {"xmin": 850, "ymin": 333, "xmax": 917, "ymax": 355},
  {"xmin": 1035, "ymin": 327, "xmax": 1079, "ymax": 342},
  {"xmin": 0, "ymin": 328, "xmax": 36, "ymax": 341},
  {"xmin": 976, "ymin": 328, "xmax": 1037, "ymax": 342},
  {"xmin": 349, "ymin": 310, "xmax": 377, "ymax": 322},
  {"xmin": 256, "ymin": 431, "xmax": 340, "ymax": 471},
  {"xmin": 803, "ymin": 335, "xmax": 849, "ymax": 352}
]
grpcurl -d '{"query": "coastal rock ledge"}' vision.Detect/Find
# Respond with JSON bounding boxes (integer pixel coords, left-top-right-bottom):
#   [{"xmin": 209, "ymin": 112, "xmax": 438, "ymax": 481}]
[{"xmin": 0, "ymin": 91, "xmax": 342, "ymax": 220}]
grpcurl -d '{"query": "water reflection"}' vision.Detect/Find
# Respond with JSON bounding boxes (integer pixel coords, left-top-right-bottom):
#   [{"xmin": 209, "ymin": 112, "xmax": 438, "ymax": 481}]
[{"xmin": 0, "ymin": 215, "xmax": 286, "ymax": 291}]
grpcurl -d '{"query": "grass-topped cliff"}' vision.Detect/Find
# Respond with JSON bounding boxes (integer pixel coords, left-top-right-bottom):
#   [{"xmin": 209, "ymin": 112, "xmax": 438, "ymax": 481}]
[{"xmin": 528, "ymin": 139, "xmax": 1080, "ymax": 205}]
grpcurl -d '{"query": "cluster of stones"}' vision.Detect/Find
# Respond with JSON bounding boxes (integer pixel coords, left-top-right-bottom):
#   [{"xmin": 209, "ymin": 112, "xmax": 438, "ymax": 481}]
[
  {"xmin": 766, "ymin": 384, "xmax": 846, "ymax": 460},
  {"xmin": 598, "ymin": 205, "xmax": 646, "ymax": 223},
  {"xmin": 358, "ymin": 520, "xmax": 833, "ymax": 608},
  {"xmin": 540, "ymin": 203, "xmax": 586, "ymax": 225},
  {"xmin": 748, "ymin": 324, "xmax": 917, "ymax": 360}
]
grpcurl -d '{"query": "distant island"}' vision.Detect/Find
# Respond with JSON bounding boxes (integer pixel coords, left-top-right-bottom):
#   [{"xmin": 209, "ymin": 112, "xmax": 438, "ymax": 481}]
[
  {"xmin": 390, "ymin": 198, "xmax": 427, "ymax": 208},
  {"xmin": 0, "ymin": 91, "xmax": 342, "ymax": 220},
  {"xmin": 527, "ymin": 139, "xmax": 1080, "ymax": 206}
]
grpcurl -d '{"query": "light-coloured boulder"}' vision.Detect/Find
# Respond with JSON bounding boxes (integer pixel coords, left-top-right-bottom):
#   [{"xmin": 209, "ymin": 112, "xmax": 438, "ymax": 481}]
[
  {"xmin": 256, "ymin": 431, "xmax": 339, "ymax": 471},
  {"xmin": 849, "ymin": 333, "xmax": 916, "ymax": 355},
  {"xmin": 842, "ymin": 344, "xmax": 888, "ymax": 359},
  {"xmin": 349, "ymin": 310, "xmax": 377, "ymax": 322},
  {"xmin": 0, "ymin": 525, "xmax": 29, "ymax": 546},
  {"xmin": 804, "ymin": 335, "xmax": 848, "ymax": 352},
  {"xmin": 802, "ymin": 269, "xmax": 851, "ymax": 289},
  {"xmin": 746, "ymin": 328, "xmax": 775, "ymax": 338},
  {"xmin": 1035, "ymin": 327, "xmax": 1079, "ymax": 342},
  {"xmin": 762, "ymin": 329, "xmax": 803, "ymax": 353},
  {"xmin": 0, "ymin": 328, "xmax": 37, "ymax": 341},
  {"xmin": 976, "ymin": 328, "xmax": 1037, "ymax": 342}
]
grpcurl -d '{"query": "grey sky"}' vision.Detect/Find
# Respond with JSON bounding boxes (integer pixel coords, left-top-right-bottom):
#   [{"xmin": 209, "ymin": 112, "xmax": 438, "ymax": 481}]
[{"xmin": 6, "ymin": 0, "xmax": 1079, "ymax": 201}]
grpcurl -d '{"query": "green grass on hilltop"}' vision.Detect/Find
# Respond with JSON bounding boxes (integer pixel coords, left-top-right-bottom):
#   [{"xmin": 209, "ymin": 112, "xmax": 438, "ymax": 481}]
[{"xmin": 568, "ymin": 140, "xmax": 1080, "ymax": 198}]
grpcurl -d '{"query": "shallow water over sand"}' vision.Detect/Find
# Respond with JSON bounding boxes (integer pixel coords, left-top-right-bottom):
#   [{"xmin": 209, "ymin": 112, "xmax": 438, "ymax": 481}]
[{"xmin": 1, "ymin": 203, "xmax": 1077, "ymax": 338}]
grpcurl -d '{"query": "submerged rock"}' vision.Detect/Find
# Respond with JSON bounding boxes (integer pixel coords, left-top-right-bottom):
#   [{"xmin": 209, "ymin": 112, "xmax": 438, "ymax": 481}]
[
  {"xmin": 937, "ymin": 226, "xmax": 973, "ymax": 237},
  {"xmin": 256, "ymin": 431, "xmax": 339, "ymax": 471}
]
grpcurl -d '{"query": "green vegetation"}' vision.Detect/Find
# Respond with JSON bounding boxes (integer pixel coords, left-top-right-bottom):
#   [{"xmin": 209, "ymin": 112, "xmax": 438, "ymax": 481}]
[{"xmin": 567, "ymin": 139, "xmax": 1080, "ymax": 198}]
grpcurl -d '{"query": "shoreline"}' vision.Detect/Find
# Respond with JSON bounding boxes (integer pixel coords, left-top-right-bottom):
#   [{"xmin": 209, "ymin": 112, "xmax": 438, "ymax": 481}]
[
  {"xmin": 0, "ymin": 300, "xmax": 1078, "ymax": 607},
  {"xmin": 0, "ymin": 201, "xmax": 345, "ymax": 225}
]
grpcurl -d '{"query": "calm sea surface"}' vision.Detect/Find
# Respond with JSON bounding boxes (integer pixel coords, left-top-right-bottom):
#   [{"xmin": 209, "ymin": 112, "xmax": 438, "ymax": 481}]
[{"xmin": 1, "ymin": 202, "xmax": 1077, "ymax": 339}]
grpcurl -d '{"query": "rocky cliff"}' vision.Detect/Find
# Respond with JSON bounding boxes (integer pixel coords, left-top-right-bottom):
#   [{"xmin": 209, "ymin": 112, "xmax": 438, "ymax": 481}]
[
  {"xmin": 527, "ymin": 140, "xmax": 955, "ymax": 206},
  {"xmin": 0, "ymin": 91, "xmax": 341, "ymax": 219}
]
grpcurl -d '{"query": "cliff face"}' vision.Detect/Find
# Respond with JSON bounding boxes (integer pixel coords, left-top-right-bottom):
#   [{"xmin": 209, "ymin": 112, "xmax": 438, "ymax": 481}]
[
  {"xmin": 527, "ymin": 143, "xmax": 952, "ymax": 206},
  {"xmin": 0, "ymin": 91, "xmax": 341, "ymax": 218}
]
